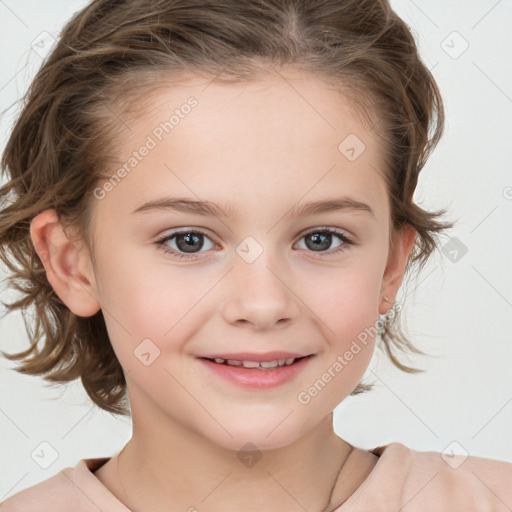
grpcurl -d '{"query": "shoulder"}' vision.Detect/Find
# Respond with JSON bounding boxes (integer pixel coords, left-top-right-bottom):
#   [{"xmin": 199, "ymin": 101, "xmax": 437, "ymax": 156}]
[
  {"xmin": 0, "ymin": 457, "xmax": 121, "ymax": 512},
  {"xmin": 370, "ymin": 441, "xmax": 512, "ymax": 511},
  {"xmin": 0, "ymin": 469, "xmax": 78, "ymax": 511}
]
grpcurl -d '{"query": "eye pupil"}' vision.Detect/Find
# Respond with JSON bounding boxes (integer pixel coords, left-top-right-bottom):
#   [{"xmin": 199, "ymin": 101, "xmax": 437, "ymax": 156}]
[
  {"xmin": 306, "ymin": 232, "xmax": 332, "ymax": 251},
  {"xmin": 177, "ymin": 232, "xmax": 203, "ymax": 253}
]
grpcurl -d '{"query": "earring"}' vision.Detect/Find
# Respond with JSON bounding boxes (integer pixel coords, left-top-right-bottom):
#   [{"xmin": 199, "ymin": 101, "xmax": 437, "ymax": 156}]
[{"xmin": 377, "ymin": 298, "xmax": 398, "ymax": 337}]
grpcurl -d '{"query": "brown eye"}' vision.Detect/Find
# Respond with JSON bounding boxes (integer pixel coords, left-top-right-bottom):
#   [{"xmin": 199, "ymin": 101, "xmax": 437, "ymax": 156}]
[
  {"xmin": 174, "ymin": 232, "xmax": 205, "ymax": 253},
  {"xmin": 296, "ymin": 228, "xmax": 352, "ymax": 255},
  {"xmin": 156, "ymin": 230, "xmax": 216, "ymax": 259}
]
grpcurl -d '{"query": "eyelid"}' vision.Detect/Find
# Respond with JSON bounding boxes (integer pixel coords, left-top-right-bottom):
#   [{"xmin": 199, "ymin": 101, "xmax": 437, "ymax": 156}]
[
  {"xmin": 155, "ymin": 227, "xmax": 218, "ymax": 250},
  {"xmin": 155, "ymin": 227, "xmax": 215, "ymax": 241},
  {"xmin": 155, "ymin": 225, "xmax": 353, "ymax": 242},
  {"xmin": 300, "ymin": 225, "xmax": 354, "ymax": 242}
]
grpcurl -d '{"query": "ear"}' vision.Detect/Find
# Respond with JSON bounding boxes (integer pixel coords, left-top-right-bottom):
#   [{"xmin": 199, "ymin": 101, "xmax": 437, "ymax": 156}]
[
  {"xmin": 30, "ymin": 209, "xmax": 101, "ymax": 317},
  {"xmin": 378, "ymin": 223, "xmax": 417, "ymax": 315}
]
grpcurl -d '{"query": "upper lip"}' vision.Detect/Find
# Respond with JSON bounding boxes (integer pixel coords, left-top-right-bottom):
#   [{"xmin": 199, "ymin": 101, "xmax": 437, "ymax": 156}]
[{"xmin": 198, "ymin": 351, "xmax": 312, "ymax": 362}]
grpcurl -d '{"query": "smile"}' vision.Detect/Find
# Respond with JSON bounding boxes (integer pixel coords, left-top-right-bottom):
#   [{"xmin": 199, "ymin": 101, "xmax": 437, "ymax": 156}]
[
  {"xmin": 197, "ymin": 355, "xmax": 314, "ymax": 389},
  {"xmin": 207, "ymin": 357, "xmax": 300, "ymax": 369}
]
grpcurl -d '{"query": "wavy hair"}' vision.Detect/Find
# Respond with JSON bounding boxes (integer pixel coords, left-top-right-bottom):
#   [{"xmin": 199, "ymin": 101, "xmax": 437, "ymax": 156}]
[{"xmin": 0, "ymin": 0, "xmax": 454, "ymax": 415}]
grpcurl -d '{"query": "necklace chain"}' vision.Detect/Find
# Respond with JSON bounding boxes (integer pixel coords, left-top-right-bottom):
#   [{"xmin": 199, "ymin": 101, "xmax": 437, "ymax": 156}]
[
  {"xmin": 116, "ymin": 444, "xmax": 355, "ymax": 512},
  {"xmin": 116, "ymin": 447, "xmax": 135, "ymax": 511},
  {"xmin": 320, "ymin": 445, "xmax": 354, "ymax": 512}
]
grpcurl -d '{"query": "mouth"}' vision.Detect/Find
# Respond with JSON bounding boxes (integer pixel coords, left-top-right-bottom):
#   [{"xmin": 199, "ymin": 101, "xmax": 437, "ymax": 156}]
[
  {"xmin": 196, "ymin": 353, "xmax": 315, "ymax": 389},
  {"xmin": 199, "ymin": 355, "xmax": 310, "ymax": 370}
]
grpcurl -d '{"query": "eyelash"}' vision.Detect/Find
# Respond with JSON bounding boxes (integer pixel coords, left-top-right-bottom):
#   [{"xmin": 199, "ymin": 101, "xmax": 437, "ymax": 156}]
[{"xmin": 155, "ymin": 227, "xmax": 354, "ymax": 260}]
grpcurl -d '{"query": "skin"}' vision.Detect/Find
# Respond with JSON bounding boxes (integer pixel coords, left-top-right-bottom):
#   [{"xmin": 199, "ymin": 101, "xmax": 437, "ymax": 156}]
[{"xmin": 30, "ymin": 67, "xmax": 416, "ymax": 512}]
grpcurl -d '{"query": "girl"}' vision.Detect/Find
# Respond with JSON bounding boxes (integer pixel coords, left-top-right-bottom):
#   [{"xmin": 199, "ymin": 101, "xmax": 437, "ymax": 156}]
[{"xmin": 0, "ymin": 0, "xmax": 511, "ymax": 510}]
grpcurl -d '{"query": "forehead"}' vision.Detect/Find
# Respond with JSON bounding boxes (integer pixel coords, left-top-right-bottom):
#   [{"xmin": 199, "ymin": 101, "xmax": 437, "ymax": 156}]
[
  {"xmin": 96, "ymin": 69, "xmax": 388, "ymax": 224},
  {"xmin": 134, "ymin": 69, "xmax": 378, "ymax": 149}
]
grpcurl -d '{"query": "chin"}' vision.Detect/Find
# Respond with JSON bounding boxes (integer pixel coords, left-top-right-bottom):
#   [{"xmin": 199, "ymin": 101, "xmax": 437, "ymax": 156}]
[
  {"xmin": 208, "ymin": 420, "xmax": 307, "ymax": 454},
  {"xmin": 215, "ymin": 435, "xmax": 297, "ymax": 454}
]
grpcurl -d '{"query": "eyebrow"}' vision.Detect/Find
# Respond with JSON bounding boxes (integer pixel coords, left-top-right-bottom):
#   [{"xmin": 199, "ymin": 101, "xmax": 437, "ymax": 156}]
[{"xmin": 131, "ymin": 196, "xmax": 375, "ymax": 220}]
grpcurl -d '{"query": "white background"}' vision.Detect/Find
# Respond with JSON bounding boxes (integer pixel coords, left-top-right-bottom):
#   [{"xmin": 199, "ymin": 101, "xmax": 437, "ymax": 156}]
[{"xmin": 0, "ymin": 0, "xmax": 511, "ymax": 499}]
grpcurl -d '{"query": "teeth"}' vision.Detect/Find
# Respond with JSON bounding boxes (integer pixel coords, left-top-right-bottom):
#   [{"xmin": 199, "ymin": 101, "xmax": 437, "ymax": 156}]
[
  {"xmin": 242, "ymin": 360, "xmax": 261, "ymax": 368},
  {"xmin": 260, "ymin": 360, "xmax": 279, "ymax": 368},
  {"xmin": 210, "ymin": 357, "xmax": 298, "ymax": 369}
]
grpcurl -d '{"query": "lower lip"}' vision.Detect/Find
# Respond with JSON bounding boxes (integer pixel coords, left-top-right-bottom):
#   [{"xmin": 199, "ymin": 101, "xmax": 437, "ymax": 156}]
[{"xmin": 197, "ymin": 356, "xmax": 313, "ymax": 390}]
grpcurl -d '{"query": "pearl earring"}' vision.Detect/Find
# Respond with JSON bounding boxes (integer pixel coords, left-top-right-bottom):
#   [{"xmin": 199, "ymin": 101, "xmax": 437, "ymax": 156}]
[{"xmin": 377, "ymin": 296, "xmax": 398, "ymax": 336}]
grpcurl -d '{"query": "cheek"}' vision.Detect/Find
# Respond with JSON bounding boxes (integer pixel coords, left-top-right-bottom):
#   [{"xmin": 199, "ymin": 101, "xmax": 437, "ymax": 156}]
[
  {"xmin": 303, "ymin": 255, "xmax": 384, "ymax": 330},
  {"xmin": 300, "ymin": 256, "xmax": 384, "ymax": 382},
  {"xmin": 93, "ymin": 250, "xmax": 215, "ymax": 359}
]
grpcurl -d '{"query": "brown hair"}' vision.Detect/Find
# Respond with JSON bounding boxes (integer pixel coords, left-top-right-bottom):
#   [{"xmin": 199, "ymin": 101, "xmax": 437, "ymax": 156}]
[{"xmin": 0, "ymin": 0, "xmax": 454, "ymax": 416}]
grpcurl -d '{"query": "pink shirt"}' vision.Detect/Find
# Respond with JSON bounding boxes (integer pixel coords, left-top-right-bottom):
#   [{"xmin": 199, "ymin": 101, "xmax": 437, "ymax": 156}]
[{"xmin": 1, "ymin": 441, "xmax": 511, "ymax": 511}]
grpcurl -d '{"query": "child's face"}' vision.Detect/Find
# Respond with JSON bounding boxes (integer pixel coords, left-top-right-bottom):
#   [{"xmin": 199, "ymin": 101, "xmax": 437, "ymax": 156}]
[{"xmin": 80, "ymin": 69, "xmax": 412, "ymax": 450}]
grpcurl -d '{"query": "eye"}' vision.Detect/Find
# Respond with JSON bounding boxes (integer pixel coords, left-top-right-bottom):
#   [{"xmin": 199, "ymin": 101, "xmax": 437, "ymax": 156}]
[
  {"xmin": 295, "ymin": 228, "xmax": 353, "ymax": 256},
  {"xmin": 155, "ymin": 227, "xmax": 353, "ymax": 260},
  {"xmin": 155, "ymin": 229, "xmax": 216, "ymax": 259}
]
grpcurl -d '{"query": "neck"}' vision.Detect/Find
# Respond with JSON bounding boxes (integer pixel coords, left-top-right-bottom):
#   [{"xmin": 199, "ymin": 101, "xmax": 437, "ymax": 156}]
[{"xmin": 113, "ymin": 411, "xmax": 357, "ymax": 512}]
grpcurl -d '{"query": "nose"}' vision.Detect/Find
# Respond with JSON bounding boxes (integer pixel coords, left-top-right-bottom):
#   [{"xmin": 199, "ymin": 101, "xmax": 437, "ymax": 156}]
[{"xmin": 221, "ymin": 252, "xmax": 300, "ymax": 331}]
